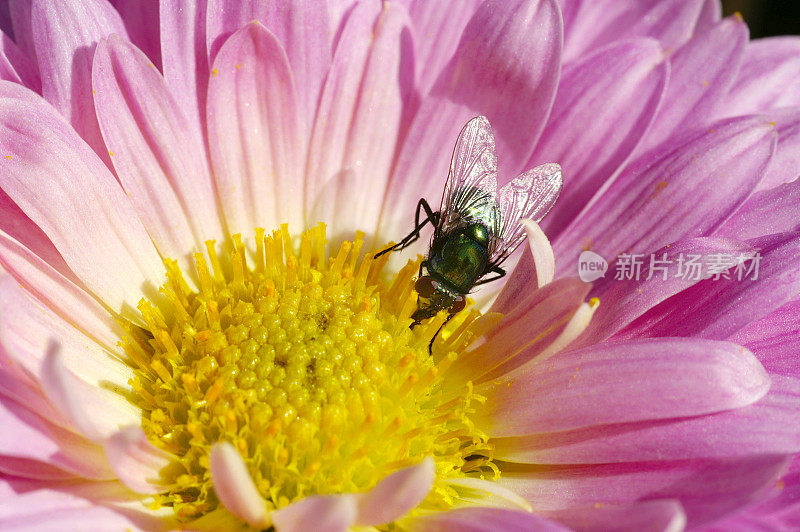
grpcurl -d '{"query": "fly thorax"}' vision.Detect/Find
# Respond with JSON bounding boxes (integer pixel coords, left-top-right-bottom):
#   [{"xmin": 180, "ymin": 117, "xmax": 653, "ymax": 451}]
[
  {"xmin": 429, "ymin": 229, "xmax": 489, "ymax": 294},
  {"xmin": 467, "ymin": 223, "xmax": 490, "ymax": 246}
]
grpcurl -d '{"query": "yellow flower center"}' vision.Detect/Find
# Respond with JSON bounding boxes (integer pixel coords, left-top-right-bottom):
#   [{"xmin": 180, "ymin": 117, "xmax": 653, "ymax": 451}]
[{"xmin": 121, "ymin": 224, "xmax": 499, "ymax": 525}]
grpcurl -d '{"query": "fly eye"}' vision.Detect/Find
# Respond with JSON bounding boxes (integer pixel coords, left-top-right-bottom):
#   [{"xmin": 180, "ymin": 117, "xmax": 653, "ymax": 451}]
[
  {"xmin": 450, "ymin": 295, "xmax": 466, "ymax": 313},
  {"xmin": 415, "ymin": 276, "xmax": 438, "ymax": 298}
]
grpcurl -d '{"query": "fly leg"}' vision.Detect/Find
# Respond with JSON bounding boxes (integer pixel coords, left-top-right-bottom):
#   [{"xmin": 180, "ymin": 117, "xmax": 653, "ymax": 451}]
[
  {"xmin": 473, "ymin": 265, "xmax": 506, "ymax": 286},
  {"xmin": 375, "ymin": 198, "xmax": 439, "ymax": 258},
  {"xmin": 428, "ymin": 312, "xmax": 456, "ymax": 356},
  {"xmin": 409, "ymin": 263, "xmax": 427, "ymax": 331}
]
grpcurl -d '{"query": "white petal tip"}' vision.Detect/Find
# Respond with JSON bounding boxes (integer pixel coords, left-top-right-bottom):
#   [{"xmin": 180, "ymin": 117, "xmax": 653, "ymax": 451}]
[
  {"xmin": 272, "ymin": 494, "xmax": 358, "ymax": 532},
  {"xmin": 356, "ymin": 457, "xmax": 436, "ymax": 526},
  {"xmin": 104, "ymin": 426, "xmax": 173, "ymax": 494},
  {"xmin": 41, "ymin": 347, "xmax": 102, "ymax": 440},
  {"xmin": 210, "ymin": 442, "xmax": 270, "ymax": 528},
  {"xmin": 443, "ymin": 477, "xmax": 533, "ymax": 513},
  {"xmin": 521, "ymin": 219, "xmax": 555, "ymax": 288}
]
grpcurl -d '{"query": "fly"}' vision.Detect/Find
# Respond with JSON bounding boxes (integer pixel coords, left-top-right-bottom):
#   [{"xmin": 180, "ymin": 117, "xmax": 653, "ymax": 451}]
[{"xmin": 376, "ymin": 116, "xmax": 563, "ymax": 353}]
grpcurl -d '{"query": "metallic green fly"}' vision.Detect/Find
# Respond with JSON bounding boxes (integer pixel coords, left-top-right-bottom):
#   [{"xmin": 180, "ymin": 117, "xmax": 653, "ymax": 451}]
[{"xmin": 377, "ymin": 116, "xmax": 563, "ymax": 350}]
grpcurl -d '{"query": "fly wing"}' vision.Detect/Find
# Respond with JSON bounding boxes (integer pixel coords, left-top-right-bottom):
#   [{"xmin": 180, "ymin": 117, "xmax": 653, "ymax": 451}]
[
  {"xmin": 490, "ymin": 163, "xmax": 563, "ymax": 264},
  {"xmin": 438, "ymin": 116, "xmax": 499, "ymax": 233}
]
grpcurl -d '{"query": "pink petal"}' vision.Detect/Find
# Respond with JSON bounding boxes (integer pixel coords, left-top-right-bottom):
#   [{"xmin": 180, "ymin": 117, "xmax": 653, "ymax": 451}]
[
  {"xmin": 271, "ymin": 494, "xmax": 358, "ymax": 532},
  {"xmin": 558, "ymin": 0, "xmax": 580, "ymax": 44},
  {"xmin": 619, "ymin": 231, "xmax": 800, "ymax": 341},
  {"xmin": 542, "ymin": 500, "xmax": 686, "ymax": 532},
  {"xmin": 409, "ymin": 507, "xmax": 570, "ymax": 532},
  {"xmin": 306, "ymin": 1, "xmax": 411, "ymax": 237},
  {"xmin": 381, "ymin": 0, "xmax": 563, "ymax": 239},
  {"xmin": 531, "ymin": 37, "xmax": 668, "ymax": 238},
  {"xmin": 519, "ymin": 299, "xmax": 598, "ymax": 367},
  {"xmin": 206, "ymin": 0, "xmax": 332, "ymax": 130},
  {"xmin": 328, "ymin": 0, "xmax": 356, "ymax": 40},
  {"xmin": 731, "ymin": 299, "xmax": 800, "ymax": 377},
  {"xmin": 159, "ymin": 0, "xmax": 208, "ymax": 134},
  {"xmin": 0, "ymin": 457, "xmax": 76, "ymax": 481},
  {"xmin": 563, "ymin": 2, "xmax": 631, "ymax": 61},
  {"xmin": 0, "ymin": 278, "xmax": 140, "ymax": 438},
  {"xmin": 0, "ymin": 231, "xmax": 122, "ymax": 352},
  {"xmin": 0, "ymin": 82, "xmax": 165, "ymax": 316},
  {"xmin": 104, "ymin": 427, "xmax": 172, "ymax": 494},
  {"xmin": 738, "ymin": 455, "xmax": 800, "ymax": 521},
  {"xmin": 0, "ymin": 477, "xmax": 168, "ymax": 530},
  {"xmin": 8, "ymin": 0, "xmax": 35, "ymax": 66},
  {"xmin": 30, "ymin": 0, "xmax": 128, "ymax": 166},
  {"xmin": 491, "ymin": 248, "xmax": 577, "ymax": 316},
  {"xmin": 41, "ymin": 348, "xmax": 123, "ymax": 441},
  {"xmin": 493, "ymin": 375, "xmax": 800, "ymax": 463},
  {"xmin": 696, "ymin": 0, "xmax": 722, "ymax": 33},
  {"xmin": 475, "ymin": 338, "xmax": 769, "ymax": 436},
  {"xmin": 0, "ymin": 29, "xmax": 40, "ymax": 89},
  {"xmin": 499, "ymin": 455, "xmax": 789, "ymax": 527},
  {"xmin": 435, "ymin": 0, "xmax": 562, "ymax": 174},
  {"xmin": 93, "ymin": 35, "xmax": 224, "ymax": 259},
  {"xmin": 639, "ymin": 14, "xmax": 748, "ymax": 153},
  {"xmin": 109, "ymin": 0, "xmax": 161, "ymax": 69},
  {"xmin": 563, "ymin": 0, "xmax": 705, "ymax": 63},
  {"xmin": 0, "ymin": 506, "xmax": 166, "ymax": 531},
  {"xmin": 355, "ymin": 457, "xmax": 434, "ymax": 526},
  {"xmin": 454, "ymin": 278, "xmax": 589, "ymax": 384},
  {"xmin": 0, "ymin": 188, "xmax": 72, "ymax": 276},
  {"xmin": 209, "ymin": 442, "xmax": 269, "ymax": 529},
  {"xmin": 757, "ymin": 106, "xmax": 800, "ymax": 191},
  {"xmin": 705, "ymin": 511, "xmax": 795, "ymax": 532},
  {"xmin": 0, "ymin": 10, "xmax": 10, "ymax": 37},
  {"xmin": 724, "ymin": 37, "xmax": 800, "ymax": 116},
  {"xmin": 0, "ymin": 394, "xmax": 113, "ymax": 480},
  {"xmin": 554, "ymin": 115, "xmax": 776, "ymax": 275},
  {"xmin": 481, "ymin": 292, "xmax": 598, "ymax": 385},
  {"xmin": 0, "ymin": 44, "xmax": 21, "ymax": 88},
  {"xmin": 206, "ymin": 0, "xmax": 262, "ymax": 60},
  {"xmin": 716, "ymin": 179, "xmax": 800, "ymax": 241},
  {"xmin": 403, "ymin": 0, "xmax": 483, "ymax": 95},
  {"xmin": 0, "ymin": 360, "xmax": 63, "ymax": 431},
  {"xmin": 378, "ymin": 98, "xmax": 470, "ymax": 246},
  {"xmin": 207, "ymin": 22, "xmax": 304, "ymax": 235},
  {"xmin": 575, "ymin": 237, "xmax": 756, "ymax": 346},
  {"xmin": 0, "ymin": 276, "xmax": 129, "ymax": 389}
]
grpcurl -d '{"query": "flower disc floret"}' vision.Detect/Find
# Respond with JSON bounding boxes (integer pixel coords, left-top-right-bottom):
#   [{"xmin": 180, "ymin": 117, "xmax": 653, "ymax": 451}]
[{"xmin": 122, "ymin": 224, "xmax": 498, "ymax": 522}]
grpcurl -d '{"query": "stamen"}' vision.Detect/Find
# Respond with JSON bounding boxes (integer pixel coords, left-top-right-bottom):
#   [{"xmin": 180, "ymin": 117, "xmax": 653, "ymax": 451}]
[{"xmin": 120, "ymin": 224, "xmax": 497, "ymax": 523}]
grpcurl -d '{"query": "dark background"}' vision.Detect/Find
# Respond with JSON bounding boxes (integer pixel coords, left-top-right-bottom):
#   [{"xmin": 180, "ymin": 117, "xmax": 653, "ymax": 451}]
[{"xmin": 722, "ymin": 0, "xmax": 800, "ymax": 37}]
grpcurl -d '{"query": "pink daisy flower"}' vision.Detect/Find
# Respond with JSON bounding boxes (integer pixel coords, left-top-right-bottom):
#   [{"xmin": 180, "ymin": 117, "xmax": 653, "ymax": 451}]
[{"xmin": 0, "ymin": 0, "xmax": 798, "ymax": 530}]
